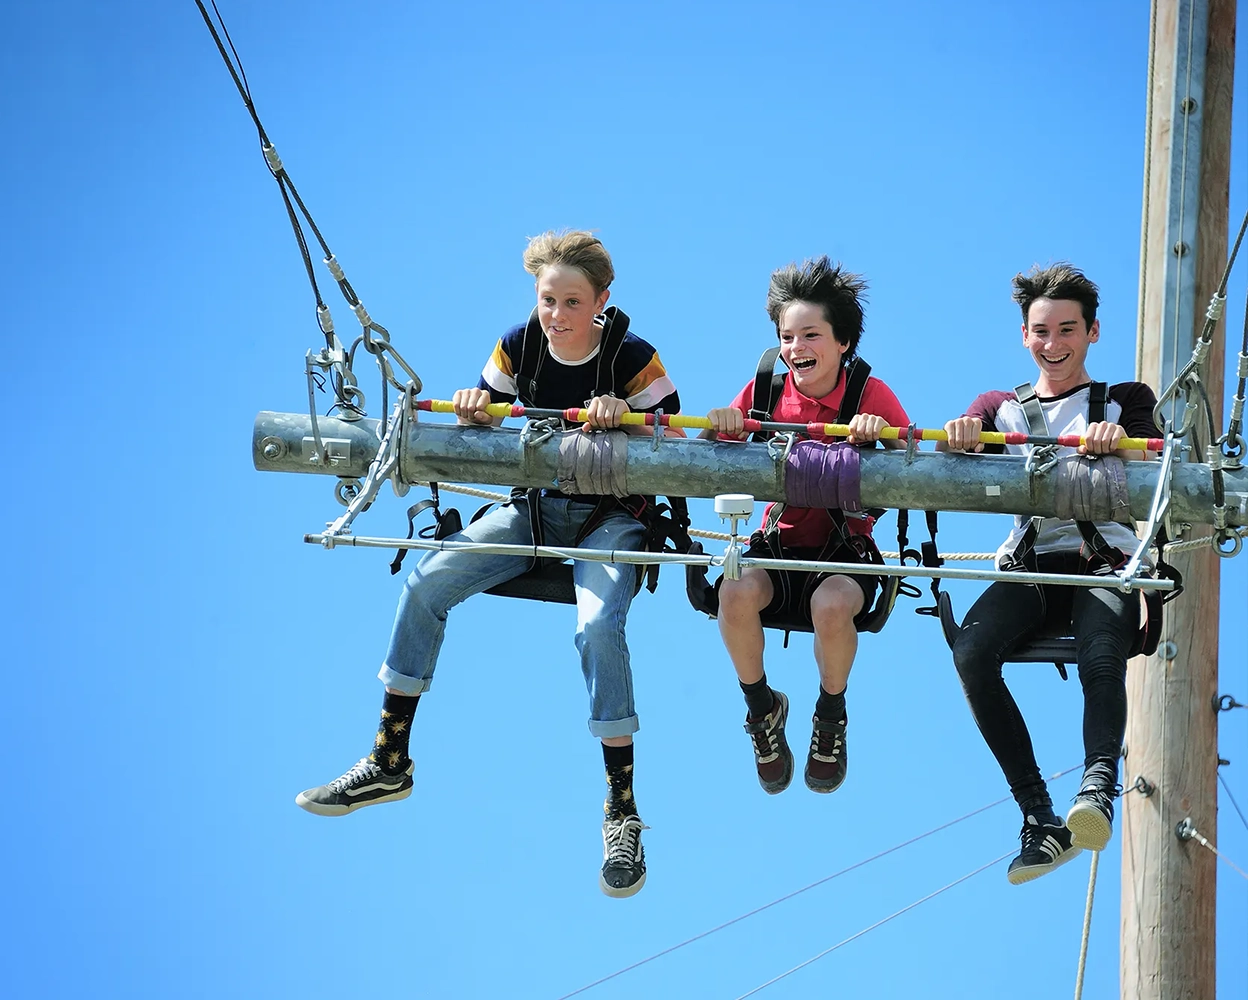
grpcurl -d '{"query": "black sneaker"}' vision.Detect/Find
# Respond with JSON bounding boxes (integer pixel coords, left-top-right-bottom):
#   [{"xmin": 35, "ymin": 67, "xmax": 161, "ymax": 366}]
[
  {"xmin": 1067, "ymin": 778, "xmax": 1118, "ymax": 851},
  {"xmin": 804, "ymin": 714, "xmax": 847, "ymax": 793},
  {"xmin": 1007, "ymin": 815, "xmax": 1082, "ymax": 885},
  {"xmin": 600, "ymin": 815, "xmax": 648, "ymax": 898},
  {"xmin": 743, "ymin": 689, "xmax": 793, "ymax": 794},
  {"xmin": 295, "ymin": 757, "xmax": 414, "ymax": 816}
]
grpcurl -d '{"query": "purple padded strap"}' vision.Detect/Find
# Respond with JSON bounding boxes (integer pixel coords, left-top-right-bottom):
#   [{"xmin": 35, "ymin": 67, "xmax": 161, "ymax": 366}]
[{"xmin": 784, "ymin": 441, "xmax": 862, "ymax": 511}]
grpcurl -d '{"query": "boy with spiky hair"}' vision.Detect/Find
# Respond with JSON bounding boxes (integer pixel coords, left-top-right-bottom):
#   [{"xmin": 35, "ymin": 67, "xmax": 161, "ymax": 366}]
[
  {"xmin": 295, "ymin": 231, "xmax": 680, "ymax": 899},
  {"xmin": 942, "ymin": 262, "xmax": 1163, "ymax": 885},
  {"xmin": 705, "ymin": 256, "xmax": 909, "ymax": 795}
]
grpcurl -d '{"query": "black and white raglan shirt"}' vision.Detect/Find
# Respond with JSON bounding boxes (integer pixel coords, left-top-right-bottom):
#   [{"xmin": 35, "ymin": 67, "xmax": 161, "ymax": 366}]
[{"xmin": 965, "ymin": 381, "xmax": 1161, "ymax": 568}]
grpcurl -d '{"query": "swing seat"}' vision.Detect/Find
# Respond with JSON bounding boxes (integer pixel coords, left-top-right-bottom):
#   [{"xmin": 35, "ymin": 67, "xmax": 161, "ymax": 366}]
[
  {"xmin": 485, "ymin": 558, "xmax": 649, "ymax": 605},
  {"xmin": 684, "ymin": 541, "xmax": 901, "ymax": 637},
  {"xmin": 935, "ymin": 589, "xmax": 1158, "ymax": 676}
]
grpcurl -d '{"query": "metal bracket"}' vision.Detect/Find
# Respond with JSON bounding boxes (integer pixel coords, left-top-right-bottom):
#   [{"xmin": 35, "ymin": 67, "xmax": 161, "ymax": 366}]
[
  {"xmin": 651, "ymin": 408, "xmax": 664, "ymax": 451},
  {"xmin": 1175, "ymin": 817, "xmax": 1196, "ymax": 841},
  {"xmin": 904, "ymin": 422, "xmax": 919, "ymax": 465}
]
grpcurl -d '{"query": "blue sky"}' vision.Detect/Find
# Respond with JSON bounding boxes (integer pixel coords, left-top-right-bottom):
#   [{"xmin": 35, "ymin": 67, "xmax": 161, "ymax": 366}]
[{"xmin": 3, "ymin": 2, "xmax": 1246, "ymax": 997}]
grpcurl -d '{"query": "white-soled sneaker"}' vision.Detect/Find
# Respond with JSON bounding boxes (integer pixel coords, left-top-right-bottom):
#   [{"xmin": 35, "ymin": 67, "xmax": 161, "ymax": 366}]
[{"xmin": 295, "ymin": 757, "xmax": 413, "ymax": 816}]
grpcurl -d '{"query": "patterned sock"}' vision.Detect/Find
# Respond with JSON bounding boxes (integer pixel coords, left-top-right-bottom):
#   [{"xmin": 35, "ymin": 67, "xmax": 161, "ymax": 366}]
[
  {"xmin": 741, "ymin": 675, "xmax": 775, "ymax": 719},
  {"xmin": 816, "ymin": 684, "xmax": 846, "ymax": 723},
  {"xmin": 603, "ymin": 742, "xmax": 638, "ymax": 820},
  {"xmin": 370, "ymin": 691, "xmax": 418, "ymax": 775}
]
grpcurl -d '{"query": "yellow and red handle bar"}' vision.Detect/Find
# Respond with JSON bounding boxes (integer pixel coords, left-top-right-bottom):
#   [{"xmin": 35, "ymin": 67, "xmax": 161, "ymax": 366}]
[{"xmin": 414, "ymin": 400, "xmax": 1164, "ymax": 452}]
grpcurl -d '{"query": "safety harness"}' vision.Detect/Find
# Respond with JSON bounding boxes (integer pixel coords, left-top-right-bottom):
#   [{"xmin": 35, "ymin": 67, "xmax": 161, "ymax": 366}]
[
  {"xmin": 391, "ymin": 307, "xmax": 694, "ymax": 601},
  {"xmin": 687, "ymin": 349, "xmax": 912, "ymax": 641},
  {"xmin": 933, "ymin": 381, "xmax": 1182, "ymax": 672}
]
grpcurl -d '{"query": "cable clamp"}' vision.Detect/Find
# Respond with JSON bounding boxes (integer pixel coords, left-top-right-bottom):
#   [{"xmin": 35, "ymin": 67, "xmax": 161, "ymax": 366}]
[
  {"xmin": 262, "ymin": 142, "xmax": 283, "ymax": 175},
  {"xmin": 1205, "ymin": 292, "xmax": 1225, "ymax": 323},
  {"xmin": 316, "ymin": 304, "xmax": 335, "ymax": 336},
  {"xmin": 351, "ymin": 302, "xmax": 373, "ymax": 328},
  {"xmin": 323, "ymin": 254, "xmax": 346, "ymax": 282}
]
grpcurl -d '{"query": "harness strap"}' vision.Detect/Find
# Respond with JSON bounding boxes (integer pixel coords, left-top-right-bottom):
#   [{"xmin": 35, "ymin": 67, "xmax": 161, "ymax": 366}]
[
  {"xmin": 593, "ymin": 306, "xmax": 629, "ymax": 400},
  {"xmin": 515, "ymin": 307, "xmax": 546, "ymax": 406},
  {"xmin": 515, "ymin": 305, "xmax": 630, "ymax": 407}
]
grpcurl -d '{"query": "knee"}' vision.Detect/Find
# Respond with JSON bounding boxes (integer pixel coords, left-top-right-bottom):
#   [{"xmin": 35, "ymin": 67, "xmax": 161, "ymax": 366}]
[
  {"xmin": 809, "ymin": 584, "xmax": 859, "ymax": 634},
  {"xmin": 718, "ymin": 573, "xmax": 769, "ymax": 619},
  {"xmin": 577, "ymin": 605, "xmax": 626, "ymax": 650},
  {"xmin": 951, "ymin": 633, "xmax": 996, "ymax": 690}
]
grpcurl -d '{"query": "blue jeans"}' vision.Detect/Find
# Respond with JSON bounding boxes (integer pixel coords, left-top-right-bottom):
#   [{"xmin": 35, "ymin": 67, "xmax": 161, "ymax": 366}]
[{"xmin": 379, "ymin": 496, "xmax": 647, "ymax": 738}]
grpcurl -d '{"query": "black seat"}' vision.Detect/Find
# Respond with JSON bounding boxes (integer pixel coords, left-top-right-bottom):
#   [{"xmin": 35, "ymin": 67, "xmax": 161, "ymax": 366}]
[
  {"xmin": 684, "ymin": 540, "xmax": 902, "ymax": 640},
  {"xmin": 935, "ymin": 589, "xmax": 1152, "ymax": 677}
]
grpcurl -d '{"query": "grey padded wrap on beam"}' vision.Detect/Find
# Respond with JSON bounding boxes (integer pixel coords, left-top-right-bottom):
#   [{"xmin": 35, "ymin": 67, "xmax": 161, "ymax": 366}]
[
  {"xmin": 1053, "ymin": 455, "xmax": 1133, "ymax": 524},
  {"xmin": 556, "ymin": 429, "xmax": 631, "ymax": 497}
]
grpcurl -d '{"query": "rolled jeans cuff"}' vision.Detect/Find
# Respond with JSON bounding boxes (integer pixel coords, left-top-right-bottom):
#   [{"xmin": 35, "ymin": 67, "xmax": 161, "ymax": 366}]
[
  {"xmin": 378, "ymin": 664, "xmax": 432, "ymax": 696},
  {"xmin": 589, "ymin": 714, "xmax": 640, "ymax": 739}
]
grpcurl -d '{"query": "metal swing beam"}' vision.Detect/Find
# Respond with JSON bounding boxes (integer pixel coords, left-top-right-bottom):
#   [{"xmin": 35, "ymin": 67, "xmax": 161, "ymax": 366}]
[{"xmin": 253, "ymin": 411, "xmax": 1248, "ymax": 528}]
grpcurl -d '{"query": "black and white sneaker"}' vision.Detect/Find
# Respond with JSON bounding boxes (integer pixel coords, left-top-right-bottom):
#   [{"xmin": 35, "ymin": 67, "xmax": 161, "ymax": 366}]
[
  {"xmin": 600, "ymin": 815, "xmax": 648, "ymax": 898},
  {"xmin": 744, "ymin": 689, "xmax": 794, "ymax": 795},
  {"xmin": 1067, "ymin": 780, "xmax": 1117, "ymax": 851},
  {"xmin": 295, "ymin": 757, "xmax": 414, "ymax": 816},
  {"xmin": 1007, "ymin": 815, "xmax": 1082, "ymax": 885}
]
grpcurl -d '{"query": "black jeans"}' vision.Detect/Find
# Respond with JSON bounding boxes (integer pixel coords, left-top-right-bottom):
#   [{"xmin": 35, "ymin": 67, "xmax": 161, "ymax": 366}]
[{"xmin": 951, "ymin": 553, "xmax": 1139, "ymax": 813}]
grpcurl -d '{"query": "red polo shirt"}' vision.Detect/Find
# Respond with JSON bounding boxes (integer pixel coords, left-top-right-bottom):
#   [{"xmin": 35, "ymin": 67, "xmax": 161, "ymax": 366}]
[{"xmin": 725, "ymin": 367, "xmax": 909, "ymax": 547}]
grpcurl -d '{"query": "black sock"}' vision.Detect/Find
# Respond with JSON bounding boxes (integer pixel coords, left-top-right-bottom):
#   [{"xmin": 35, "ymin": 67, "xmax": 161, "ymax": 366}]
[
  {"xmin": 815, "ymin": 684, "xmax": 846, "ymax": 723},
  {"xmin": 371, "ymin": 691, "xmax": 418, "ymax": 774},
  {"xmin": 1020, "ymin": 791, "xmax": 1057, "ymax": 827},
  {"xmin": 741, "ymin": 675, "xmax": 775, "ymax": 719},
  {"xmin": 603, "ymin": 743, "xmax": 638, "ymax": 820}
]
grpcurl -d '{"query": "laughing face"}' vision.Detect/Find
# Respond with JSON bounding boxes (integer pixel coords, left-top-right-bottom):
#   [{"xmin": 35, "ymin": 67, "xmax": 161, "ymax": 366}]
[
  {"xmin": 536, "ymin": 264, "xmax": 610, "ymax": 362},
  {"xmin": 778, "ymin": 300, "xmax": 850, "ymax": 398},
  {"xmin": 1023, "ymin": 297, "xmax": 1099, "ymax": 395}
]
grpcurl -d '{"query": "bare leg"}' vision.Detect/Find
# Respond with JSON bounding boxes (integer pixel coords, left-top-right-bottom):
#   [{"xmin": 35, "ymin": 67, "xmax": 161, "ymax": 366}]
[
  {"xmin": 716, "ymin": 568, "xmax": 776, "ymax": 684},
  {"xmin": 809, "ymin": 575, "xmax": 865, "ymax": 694}
]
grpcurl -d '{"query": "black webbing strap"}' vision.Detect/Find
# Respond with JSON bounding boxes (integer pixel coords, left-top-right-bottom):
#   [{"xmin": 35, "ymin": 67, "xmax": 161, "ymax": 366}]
[
  {"xmin": 389, "ymin": 483, "xmax": 465, "ymax": 575},
  {"xmin": 515, "ymin": 307, "xmax": 546, "ymax": 406},
  {"xmin": 516, "ymin": 306, "xmax": 630, "ymax": 407},
  {"xmin": 837, "ymin": 358, "xmax": 871, "ymax": 423},
  {"xmin": 748, "ymin": 346, "xmax": 786, "ymax": 441},
  {"xmin": 592, "ymin": 306, "xmax": 629, "ymax": 400}
]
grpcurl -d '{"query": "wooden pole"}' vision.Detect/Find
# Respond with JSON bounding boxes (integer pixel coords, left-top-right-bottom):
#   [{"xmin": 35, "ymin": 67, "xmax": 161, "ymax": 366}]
[{"xmin": 1125, "ymin": 1, "xmax": 1234, "ymax": 997}]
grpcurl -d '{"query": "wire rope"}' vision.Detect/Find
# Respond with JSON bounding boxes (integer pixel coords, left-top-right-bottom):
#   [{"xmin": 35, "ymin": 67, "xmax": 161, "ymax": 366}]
[
  {"xmin": 1218, "ymin": 772, "xmax": 1248, "ymax": 834},
  {"xmin": 552, "ymin": 766, "xmax": 1081, "ymax": 1000},
  {"xmin": 731, "ymin": 851, "xmax": 1013, "ymax": 999}
]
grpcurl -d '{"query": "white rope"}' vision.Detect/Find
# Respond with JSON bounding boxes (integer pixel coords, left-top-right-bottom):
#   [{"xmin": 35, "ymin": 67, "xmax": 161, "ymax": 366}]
[
  {"xmin": 1163, "ymin": 526, "xmax": 1248, "ymax": 554},
  {"xmin": 732, "ymin": 851, "xmax": 1014, "ymax": 999},
  {"xmin": 1072, "ymin": 851, "xmax": 1101, "ymax": 1000},
  {"xmin": 417, "ymin": 482, "xmax": 1245, "ymax": 561}
]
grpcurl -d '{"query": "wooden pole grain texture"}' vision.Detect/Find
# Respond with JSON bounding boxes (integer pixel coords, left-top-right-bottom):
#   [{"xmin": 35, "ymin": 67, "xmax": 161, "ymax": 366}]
[{"xmin": 1124, "ymin": 1, "xmax": 1234, "ymax": 997}]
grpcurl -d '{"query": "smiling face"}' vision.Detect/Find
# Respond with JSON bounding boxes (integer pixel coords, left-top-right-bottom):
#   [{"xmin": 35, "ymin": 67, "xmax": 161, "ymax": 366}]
[
  {"xmin": 778, "ymin": 300, "xmax": 850, "ymax": 398},
  {"xmin": 536, "ymin": 264, "xmax": 610, "ymax": 362},
  {"xmin": 1023, "ymin": 296, "xmax": 1099, "ymax": 395}
]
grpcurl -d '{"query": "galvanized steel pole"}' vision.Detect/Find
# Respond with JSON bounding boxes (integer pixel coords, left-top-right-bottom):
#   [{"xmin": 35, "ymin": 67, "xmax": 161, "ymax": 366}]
[{"xmin": 252, "ymin": 411, "xmax": 1248, "ymax": 527}]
